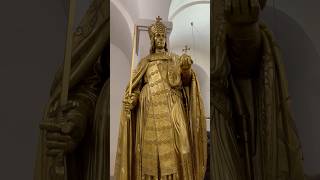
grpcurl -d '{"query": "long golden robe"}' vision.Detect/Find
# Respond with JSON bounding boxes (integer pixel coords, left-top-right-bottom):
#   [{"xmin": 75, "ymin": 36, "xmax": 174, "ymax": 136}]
[
  {"xmin": 211, "ymin": 16, "xmax": 305, "ymax": 180},
  {"xmin": 211, "ymin": 0, "xmax": 305, "ymax": 179},
  {"xmin": 114, "ymin": 52, "xmax": 207, "ymax": 180}
]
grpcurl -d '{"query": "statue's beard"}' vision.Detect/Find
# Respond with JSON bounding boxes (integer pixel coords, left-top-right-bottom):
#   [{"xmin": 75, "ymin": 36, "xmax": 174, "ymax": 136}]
[
  {"xmin": 150, "ymin": 39, "xmax": 168, "ymax": 53},
  {"xmin": 156, "ymin": 42, "xmax": 165, "ymax": 49}
]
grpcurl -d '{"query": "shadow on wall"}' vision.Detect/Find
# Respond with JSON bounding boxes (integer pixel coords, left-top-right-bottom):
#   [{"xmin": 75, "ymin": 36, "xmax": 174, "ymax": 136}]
[{"xmin": 261, "ymin": 7, "xmax": 320, "ymax": 176}]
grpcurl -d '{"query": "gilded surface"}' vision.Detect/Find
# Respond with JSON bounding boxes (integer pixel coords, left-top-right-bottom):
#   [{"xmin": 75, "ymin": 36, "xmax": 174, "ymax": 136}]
[
  {"xmin": 34, "ymin": 0, "xmax": 109, "ymax": 180},
  {"xmin": 211, "ymin": 0, "xmax": 305, "ymax": 179},
  {"xmin": 115, "ymin": 17, "xmax": 207, "ymax": 180}
]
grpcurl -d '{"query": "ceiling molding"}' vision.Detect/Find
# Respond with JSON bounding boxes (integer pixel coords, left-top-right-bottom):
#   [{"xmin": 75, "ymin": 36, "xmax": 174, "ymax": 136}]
[
  {"xmin": 169, "ymin": 0, "xmax": 210, "ymax": 21},
  {"xmin": 111, "ymin": 0, "xmax": 135, "ymax": 34}
]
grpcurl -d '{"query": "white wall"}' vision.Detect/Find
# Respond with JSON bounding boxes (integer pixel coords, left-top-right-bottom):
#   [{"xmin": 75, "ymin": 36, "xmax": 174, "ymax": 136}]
[
  {"xmin": 169, "ymin": 2, "xmax": 210, "ymax": 119},
  {"xmin": 114, "ymin": 0, "xmax": 140, "ymax": 21},
  {"xmin": 110, "ymin": 43, "xmax": 130, "ymax": 175},
  {"xmin": 110, "ymin": 0, "xmax": 133, "ymax": 60},
  {"xmin": 137, "ymin": 0, "xmax": 171, "ymax": 20}
]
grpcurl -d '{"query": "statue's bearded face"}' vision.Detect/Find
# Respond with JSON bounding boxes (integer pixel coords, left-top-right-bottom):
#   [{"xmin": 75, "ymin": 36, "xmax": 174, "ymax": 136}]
[{"xmin": 154, "ymin": 32, "xmax": 166, "ymax": 49}]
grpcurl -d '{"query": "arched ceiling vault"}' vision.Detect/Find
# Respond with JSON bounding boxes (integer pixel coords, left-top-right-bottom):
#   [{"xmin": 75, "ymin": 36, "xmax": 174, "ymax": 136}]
[{"xmin": 110, "ymin": 1, "xmax": 132, "ymax": 60}]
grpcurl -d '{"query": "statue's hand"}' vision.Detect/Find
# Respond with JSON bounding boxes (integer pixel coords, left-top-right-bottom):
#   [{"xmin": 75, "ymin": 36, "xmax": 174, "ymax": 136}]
[
  {"xmin": 40, "ymin": 101, "xmax": 86, "ymax": 157},
  {"xmin": 40, "ymin": 121, "xmax": 76, "ymax": 157},
  {"xmin": 123, "ymin": 91, "xmax": 139, "ymax": 111},
  {"xmin": 179, "ymin": 54, "xmax": 193, "ymax": 86},
  {"xmin": 180, "ymin": 54, "xmax": 193, "ymax": 71},
  {"xmin": 225, "ymin": 0, "xmax": 261, "ymax": 25}
]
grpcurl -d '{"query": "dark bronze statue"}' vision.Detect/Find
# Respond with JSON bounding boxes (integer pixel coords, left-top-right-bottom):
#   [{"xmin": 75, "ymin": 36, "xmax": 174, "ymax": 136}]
[
  {"xmin": 211, "ymin": 0, "xmax": 305, "ymax": 179},
  {"xmin": 34, "ymin": 0, "xmax": 109, "ymax": 180}
]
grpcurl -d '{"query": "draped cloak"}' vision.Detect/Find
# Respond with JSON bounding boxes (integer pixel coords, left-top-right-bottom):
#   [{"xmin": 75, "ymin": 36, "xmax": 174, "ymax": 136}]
[
  {"xmin": 34, "ymin": 0, "xmax": 110, "ymax": 179},
  {"xmin": 114, "ymin": 54, "xmax": 207, "ymax": 180},
  {"xmin": 211, "ymin": 22, "xmax": 305, "ymax": 179}
]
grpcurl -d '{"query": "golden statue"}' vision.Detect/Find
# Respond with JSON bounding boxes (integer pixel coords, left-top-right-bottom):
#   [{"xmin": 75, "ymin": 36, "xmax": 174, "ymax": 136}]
[
  {"xmin": 114, "ymin": 17, "xmax": 207, "ymax": 180},
  {"xmin": 34, "ymin": 0, "xmax": 109, "ymax": 179},
  {"xmin": 211, "ymin": 0, "xmax": 305, "ymax": 179}
]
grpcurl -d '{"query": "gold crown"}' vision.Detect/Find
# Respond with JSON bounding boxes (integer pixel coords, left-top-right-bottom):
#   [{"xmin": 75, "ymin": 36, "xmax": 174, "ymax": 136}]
[{"xmin": 148, "ymin": 16, "xmax": 167, "ymax": 39}]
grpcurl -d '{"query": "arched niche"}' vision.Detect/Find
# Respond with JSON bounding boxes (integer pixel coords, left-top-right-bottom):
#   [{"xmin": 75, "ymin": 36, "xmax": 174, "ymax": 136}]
[{"xmin": 110, "ymin": 0, "xmax": 133, "ymax": 60}]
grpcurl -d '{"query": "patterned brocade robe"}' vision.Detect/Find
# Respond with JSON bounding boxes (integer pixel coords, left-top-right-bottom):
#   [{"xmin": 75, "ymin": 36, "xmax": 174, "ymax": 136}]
[
  {"xmin": 142, "ymin": 54, "xmax": 184, "ymax": 175},
  {"xmin": 115, "ymin": 52, "xmax": 207, "ymax": 180}
]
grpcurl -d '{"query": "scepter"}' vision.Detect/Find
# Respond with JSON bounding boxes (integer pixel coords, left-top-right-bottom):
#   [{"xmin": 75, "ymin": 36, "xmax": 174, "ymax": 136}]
[
  {"xmin": 52, "ymin": 0, "xmax": 77, "ymax": 179},
  {"xmin": 128, "ymin": 25, "xmax": 137, "ymax": 95}
]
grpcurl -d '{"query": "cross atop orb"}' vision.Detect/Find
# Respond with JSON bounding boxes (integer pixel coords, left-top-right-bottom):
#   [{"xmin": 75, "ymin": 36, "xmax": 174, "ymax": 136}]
[
  {"xmin": 156, "ymin": 16, "xmax": 162, "ymax": 22},
  {"xmin": 182, "ymin": 45, "xmax": 191, "ymax": 54}
]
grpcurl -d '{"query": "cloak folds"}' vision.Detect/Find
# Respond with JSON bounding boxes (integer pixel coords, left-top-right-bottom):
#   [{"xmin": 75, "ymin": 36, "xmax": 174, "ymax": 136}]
[
  {"xmin": 114, "ymin": 58, "xmax": 207, "ymax": 180},
  {"xmin": 34, "ymin": 0, "xmax": 110, "ymax": 179},
  {"xmin": 253, "ymin": 24, "xmax": 305, "ymax": 179},
  {"xmin": 211, "ymin": 23, "xmax": 305, "ymax": 180}
]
